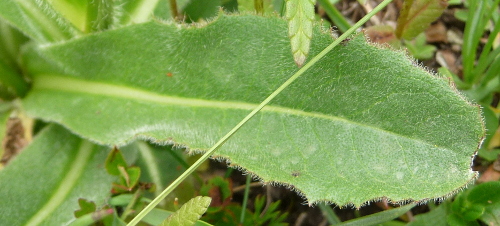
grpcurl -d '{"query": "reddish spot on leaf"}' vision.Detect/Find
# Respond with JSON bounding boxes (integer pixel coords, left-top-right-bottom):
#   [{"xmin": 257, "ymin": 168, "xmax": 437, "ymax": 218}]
[{"xmin": 166, "ymin": 72, "xmax": 173, "ymax": 77}]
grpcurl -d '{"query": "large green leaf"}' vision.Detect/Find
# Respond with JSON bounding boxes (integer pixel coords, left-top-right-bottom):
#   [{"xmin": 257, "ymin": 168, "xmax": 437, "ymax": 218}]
[
  {"xmin": 21, "ymin": 15, "xmax": 484, "ymax": 207},
  {"xmin": 0, "ymin": 124, "xmax": 115, "ymax": 225}
]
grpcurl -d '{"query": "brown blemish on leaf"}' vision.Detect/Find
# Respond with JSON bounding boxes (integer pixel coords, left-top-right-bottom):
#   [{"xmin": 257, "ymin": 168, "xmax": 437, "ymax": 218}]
[{"xmin": 1, "ymin": 118, "xmax": 27, "ymax": 165}]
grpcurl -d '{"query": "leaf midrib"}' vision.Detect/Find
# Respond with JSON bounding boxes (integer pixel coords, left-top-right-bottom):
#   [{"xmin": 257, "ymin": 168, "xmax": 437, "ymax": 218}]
[
  {"xmin": 24, "ymin": 139, "xmax": 94, "ymax": 225},
  {"xmin": 32, "ymin": 74, "xmax": 452, "ymax": 152}
]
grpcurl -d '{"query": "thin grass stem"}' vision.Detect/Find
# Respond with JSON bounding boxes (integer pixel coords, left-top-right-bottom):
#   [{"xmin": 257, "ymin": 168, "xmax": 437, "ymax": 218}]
[{"xmin": 240, "ymin": 175, "xmax": 252, "ymax": 224}]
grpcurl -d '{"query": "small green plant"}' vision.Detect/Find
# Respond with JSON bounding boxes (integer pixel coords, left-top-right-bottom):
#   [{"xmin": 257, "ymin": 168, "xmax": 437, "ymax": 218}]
[
  {"xmin": 408, "ymin": 181, "xmax": 500, "ymax": 226},
  {"xmin": 201, "ymin": 195, "xmax": 288, "ymax": 226},
  {"xmin": 403, "ymin": 33, "xmax": 437, "ymax": 60}
]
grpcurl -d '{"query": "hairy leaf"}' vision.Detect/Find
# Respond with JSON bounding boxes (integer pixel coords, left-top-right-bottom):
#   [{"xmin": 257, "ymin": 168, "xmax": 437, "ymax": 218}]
[
  {"xmin": 286, "ymin": 0, "xmax": 315, "ymax": 66},
  {"xmin": 0, "ymin": 0, "xmax": 79, "ymax": 42},
  {"xmin": 160, "ymin": 196, "xmax": 211, "ymax": 226},
  {"xmin": 21, "ymin": 15, "xmax": 484, "ymax": 207},
  {"xmin": 395, "ymin": 0, "xmax": 448, "ymax": 40},
  {"xmin": 0, "ymin": 124, "xmax": 115, "ymax": 225}
]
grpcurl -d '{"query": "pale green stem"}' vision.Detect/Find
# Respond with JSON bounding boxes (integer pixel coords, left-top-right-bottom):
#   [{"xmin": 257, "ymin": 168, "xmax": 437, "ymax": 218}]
[
  {"xmin": 126, "ymin": 1, "xmax": 393, "ymax": 225},
  {"xmin": 120, "ymin": 189, "xmax": 142, "ymax": 221},
  {"xmin": 319, "ymin": 203, "xmax": 341, "ymax": 224},
  {"xmin": 239, "ymin": 175, "xmax": 252, "ymax": 224}
]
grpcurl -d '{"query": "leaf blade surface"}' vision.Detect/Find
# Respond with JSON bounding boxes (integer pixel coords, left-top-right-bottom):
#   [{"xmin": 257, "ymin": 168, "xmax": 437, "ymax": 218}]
[
  {"xmin": 0, "ymin": 124, "xmax": 115, "ymax": 225},
  {"xmin": 21, "ymin": 15, "xmax": 484, "ymax": 207}
]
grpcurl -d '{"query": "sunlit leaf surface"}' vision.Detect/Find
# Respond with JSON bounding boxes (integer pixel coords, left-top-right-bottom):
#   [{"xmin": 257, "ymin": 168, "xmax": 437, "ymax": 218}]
[{"xmin": 21, "ymin": 15, "xmax": 484, "ymax": 207}]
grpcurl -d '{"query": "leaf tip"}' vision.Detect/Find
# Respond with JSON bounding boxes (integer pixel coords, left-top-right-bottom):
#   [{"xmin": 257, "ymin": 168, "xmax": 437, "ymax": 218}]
[{"xmin": 294, "ymin": 53, "xmax": 306, "ymax": 67}]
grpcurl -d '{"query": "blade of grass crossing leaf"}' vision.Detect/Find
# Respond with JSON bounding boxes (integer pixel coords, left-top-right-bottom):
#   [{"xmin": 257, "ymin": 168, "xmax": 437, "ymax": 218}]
[
  {"xmin": 317, "ymin": 0, "xmax": 351, "ymax": 32},
  {"xmin": 286, "ymin": 0, "xmax": 315, "ymax": 67},
  {"xmin": 126, "ymin": 1, "xmax": 394, "ymax": 225},
  {"xmin": 337, "ymin": 204, "xmax": 416, "ymax": 226}
]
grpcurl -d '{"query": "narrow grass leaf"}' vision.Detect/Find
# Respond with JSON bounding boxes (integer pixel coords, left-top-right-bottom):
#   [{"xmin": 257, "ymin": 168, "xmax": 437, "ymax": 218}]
[
  {"xmin": 317, "ymin": 0, "xmax": 351, "ymax": 32},
  {"xmin": 463, "ymin": 0, "xmax": 498, "ymax": 83}
]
